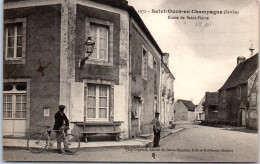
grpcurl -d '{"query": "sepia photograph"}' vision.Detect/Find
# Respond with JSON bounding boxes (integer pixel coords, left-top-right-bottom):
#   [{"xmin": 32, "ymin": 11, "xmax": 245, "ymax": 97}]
[{"xmin": 2, "ymin": 0, "xmax": 259, "ymax": 162}]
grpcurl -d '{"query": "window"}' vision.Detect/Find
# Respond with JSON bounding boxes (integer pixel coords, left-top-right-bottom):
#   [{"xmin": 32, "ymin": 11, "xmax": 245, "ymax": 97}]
[
  {"xmin": 90, "ymin": 24, "xmax": 108, "ymax": 62},
  {"xmin": 132, "ymin": 98, "xmax": 141, "ymax": 119},
  {"xmin": 86, "ymin": 84, "xmax": 109, "ymax": 120},
  {"xmin": 170, "ymin": 79, "xmax": 174, "ymax": 91},
  {"xmin": 85, "ymin": 18, "xmax": 113, "ymax": 66},
  {"xmin": 3, "ymin": 82, "xmax": 27, "ymax": 119},
  {"xmin": 167, "ymin": 75, "xmax": 170, "ymax": 89},
  {"xmin": 142, "ymin": 47, "xmax": 148, "ymax": 79},
  {"xmin": 162, "ymin": 70, "xmax": 165, "ymax": 85},
  {"xmin": 154, "ymin": 59, "xmax": 158, "ymax": 85},
  {"xmin": 222, "ymin": 90, "xmax": 226, "ymax": 102},
  {"xmin": 153, "ymin": 96, "xmax": 157, "ymax": 114},
  {"xmin": 154, "ymin": 59, "xmax": 157, "ymax": 71},
  {"xmin": 4, "ymin": 18, "xmax": 26, "ymax": 64},
  {"xmin": 165, "ymin": 73, "xmax": 168, "ymax": 87},
  {"xmin": 237, "ymin": 86, "xmax": 241, "ymax": 99}
]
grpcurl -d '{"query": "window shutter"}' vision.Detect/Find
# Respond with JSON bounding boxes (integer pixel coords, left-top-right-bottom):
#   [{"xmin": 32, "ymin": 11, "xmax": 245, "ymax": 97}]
[
  {"xmin": 70, "ymin": 82, "xmax": 84, "ymax": 122},
  {"xmin": 114, "ymin": 85, "xmax": 125, "ymax": 122}
]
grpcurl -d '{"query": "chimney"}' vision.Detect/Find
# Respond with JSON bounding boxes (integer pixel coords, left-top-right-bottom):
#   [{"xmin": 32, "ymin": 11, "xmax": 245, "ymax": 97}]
[
  {"xmin": 249, "ymin": 42, "xmax": 255, "ymax": 57},
  {"xmin": 162, "ymin": 53, "xmax": 169, "ymax": 67},
  {"xmin": 237, "ymin": 56, "xmax": 246, "ymax": 66}
]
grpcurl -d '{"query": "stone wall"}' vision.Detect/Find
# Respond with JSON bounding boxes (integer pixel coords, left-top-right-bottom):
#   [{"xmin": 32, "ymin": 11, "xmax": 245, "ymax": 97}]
[{"xmin": 4, "ymin": 5, "xmax": 61, "ymax": 134}]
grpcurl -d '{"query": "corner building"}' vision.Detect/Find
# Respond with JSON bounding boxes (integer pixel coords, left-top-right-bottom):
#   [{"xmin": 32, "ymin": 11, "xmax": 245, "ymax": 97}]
[{"xmin": 3, "ymin": 0, "xmax": 175, "ymax": 140}]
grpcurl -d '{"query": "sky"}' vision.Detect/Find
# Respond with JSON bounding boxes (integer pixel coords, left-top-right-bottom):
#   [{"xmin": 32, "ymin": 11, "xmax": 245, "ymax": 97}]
[{"xmin": 127, "ymin": 0, "xmax": 259, "ymax": 104}]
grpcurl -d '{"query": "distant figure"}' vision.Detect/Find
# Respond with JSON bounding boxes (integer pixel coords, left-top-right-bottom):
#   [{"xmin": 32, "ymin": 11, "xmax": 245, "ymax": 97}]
[
  {"xmin": 151, "ymin": 112, "xmax": 162, "ymax": 147},
  {"xmin": 170, "ymin": 116, "xmax": 176, "ymax": 129},
  {"xmin": 171, "ymin": 116, "xmax": 175, "ymax": 124}
]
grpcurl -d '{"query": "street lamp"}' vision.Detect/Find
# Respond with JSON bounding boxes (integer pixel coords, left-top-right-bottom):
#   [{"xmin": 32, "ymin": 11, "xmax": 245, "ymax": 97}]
[
  {"xmin": 79, "ymin": 37, "xmax": 95, "ymax": 69},
  {"xmin": 78, "ymin": 37, "xmax": 95, "ymax": 133}
]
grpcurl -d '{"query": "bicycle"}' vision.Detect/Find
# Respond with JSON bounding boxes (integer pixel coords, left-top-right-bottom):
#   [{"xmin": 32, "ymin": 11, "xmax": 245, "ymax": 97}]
[{"xmin": 27, "ymin": 125, "xmax": 80, "ymax": 155}]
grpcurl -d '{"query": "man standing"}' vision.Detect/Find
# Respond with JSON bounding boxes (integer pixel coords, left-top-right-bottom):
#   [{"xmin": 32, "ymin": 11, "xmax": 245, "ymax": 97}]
[
  {"xmin": 53, "ymin": 105, "xmax": 70, "ymax": 154},
  {"xmin": 151, "ymin": 112, "xmax": 162, "ymax": 147}
]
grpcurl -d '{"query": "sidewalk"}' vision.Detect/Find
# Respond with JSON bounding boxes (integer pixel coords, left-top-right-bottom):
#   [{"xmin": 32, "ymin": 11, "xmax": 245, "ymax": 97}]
[{"xmin": 3, "ymin": 127, "xmax": 184, "ymax": 150}]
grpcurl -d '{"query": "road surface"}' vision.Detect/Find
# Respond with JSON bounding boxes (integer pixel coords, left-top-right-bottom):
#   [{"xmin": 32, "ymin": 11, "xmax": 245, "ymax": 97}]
[{"xmin": 3, "ymin": 123, "xmax": 258, "ymax": 162}]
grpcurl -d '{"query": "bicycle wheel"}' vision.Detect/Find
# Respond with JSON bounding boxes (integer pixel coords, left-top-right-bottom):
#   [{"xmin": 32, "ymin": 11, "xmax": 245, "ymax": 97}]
[
  {"xmin": 62, "ymin": 134, "xmax": 80, "ymax": 155},
  {"xmin": 27, "ymin": 133, "xmax": 48, "ymax": 153}
]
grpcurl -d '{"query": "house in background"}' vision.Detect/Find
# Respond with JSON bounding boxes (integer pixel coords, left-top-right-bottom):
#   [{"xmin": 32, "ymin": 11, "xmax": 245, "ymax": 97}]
[
  {"xmin": 3, "ymin": 0, "xmax": 175, "ymax": 140},
  {"xmin": 194, "ymin": 96, "xmax": 205, "ymax": 121},
  {"xmin": 129, "ymin": 10, "xmax": 175, "ymax": 138},
  {"xmin": 160, "ymin": 53, "xmax": 175, "ymax": 126},
  {"xmin": 204, "ymin": 92, "xmax": 218, "ymax": 123},
  {"xmin": 173, "ymin": 99, "xmax": 196, "ymax": 122},
  {"xmin": 218, "ymin": 53, "xmax": 258, "ymax": 126}
]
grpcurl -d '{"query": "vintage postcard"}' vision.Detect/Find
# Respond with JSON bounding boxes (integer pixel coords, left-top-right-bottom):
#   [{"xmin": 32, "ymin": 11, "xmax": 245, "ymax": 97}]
[{"xmin": 2, "ymin": 0, "xmax": 259, "ymax": 162}]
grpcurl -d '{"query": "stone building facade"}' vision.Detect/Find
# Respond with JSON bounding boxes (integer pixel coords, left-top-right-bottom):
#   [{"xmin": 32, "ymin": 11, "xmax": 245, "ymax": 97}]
[
  {"xmin": 247, "ymin": 70, "xmax": 258, "ymax": 130},
  {"xmin": 218, "ymin": 54, "xmax": 258, "ymax": 126},
  {"xmin": 160, "ymin": 54, "xmax": 175, "ymax": 126},
  {"xmin": 204, "ymin": 92, "xmax": 218, "ymax": 123},
  {"xmin": 3, "ymin": 0, "xmax": 175, "ymax": 139},
  {"xmin": 194, "ymin": 96, "xmax": 205, "ymax": 121},
  {"xmin": 173, "ymin": 99, "xmax": 195, "ymax": 122}
]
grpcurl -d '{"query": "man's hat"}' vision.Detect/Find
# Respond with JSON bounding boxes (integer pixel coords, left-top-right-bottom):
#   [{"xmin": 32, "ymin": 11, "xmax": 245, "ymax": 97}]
[
  {"xmin": 59, "ymin": 105, "xmax": 65, "ymax": 109},
  {"xmin": 155, "ymin": 111, "xmax": 160, "ymax": 115}
]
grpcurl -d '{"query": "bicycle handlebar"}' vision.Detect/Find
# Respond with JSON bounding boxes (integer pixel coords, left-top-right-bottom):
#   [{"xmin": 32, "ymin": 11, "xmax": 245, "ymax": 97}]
[{"xmin": 59, "ymin": 125, "xmax": 70, "ymax": 130}]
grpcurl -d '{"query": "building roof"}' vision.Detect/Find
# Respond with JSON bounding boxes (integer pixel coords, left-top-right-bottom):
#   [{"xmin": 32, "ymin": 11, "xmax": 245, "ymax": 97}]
[
  {"xmin": 177, "ymin": 99, "xmax": 196, "ymax": 111},
  {"xmin": 205, "ymin": 92, "xmax": 218, "ymax": 105},
  {"xmin": 219, "ymin": 53, "xmax": 258, "ymax": 91},
  {"xmin": 161, "ymin": 61, "xmax": 175, "ymax": 80}
]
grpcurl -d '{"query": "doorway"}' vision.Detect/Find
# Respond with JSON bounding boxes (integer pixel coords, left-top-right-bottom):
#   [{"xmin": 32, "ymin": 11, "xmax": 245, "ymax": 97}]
[{"xmin": 3, "ymin": 82, "xmax": 28, "ymax": 136}]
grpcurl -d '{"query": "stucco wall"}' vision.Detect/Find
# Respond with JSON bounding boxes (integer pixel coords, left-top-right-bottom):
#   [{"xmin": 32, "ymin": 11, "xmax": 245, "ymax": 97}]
[
  {"xmin": 74, "ymin": 4, "xmax": 129, "ymax": 139},
  {"xmin": 4, "ymin": 5, "xmax": 61, "ymax": 134},
  {"xmin": 188, "ymin": 111, "xmax": 195, "ymax": 122},
  {"xmin": 247, "ymin": 72, "xmax": 258, "ymax": 130},
  {"xmin": 173, "ymin": 102, "xmax": 188, "ymax": 121},
  {"xmin": 130, "ymin": 21, "xmax": 161, "ymax": 136},
  {"xmin": 75, "ymin": 5, "xmax": 120, "ymax": 83}
]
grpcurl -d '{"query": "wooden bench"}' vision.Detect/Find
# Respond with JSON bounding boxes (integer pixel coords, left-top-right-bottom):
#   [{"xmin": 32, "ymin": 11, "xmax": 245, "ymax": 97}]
[
  {"xmin": 75, "ymin": 122, "xmax": 124, "ymax": 142},
  {"xmin": 81, "ymin": 131, "xmax": 125, "ymax": 142}
]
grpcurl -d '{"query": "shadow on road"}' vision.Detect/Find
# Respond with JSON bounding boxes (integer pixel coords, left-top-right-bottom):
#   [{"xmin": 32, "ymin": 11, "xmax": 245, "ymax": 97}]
[
  {"xmin": 222, "ymin": 127, "xmax": 258, "ymax": 134},
  {"xmin": 198, "ymin": 123, "xmax": 258, "ymax": 134}
]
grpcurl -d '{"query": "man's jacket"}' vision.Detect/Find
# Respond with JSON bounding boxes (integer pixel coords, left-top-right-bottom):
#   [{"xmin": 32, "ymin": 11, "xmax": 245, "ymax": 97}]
[
  {"xmin": 151, "ymin": 118, "xmax": 162, "ymax": 131},
  {"xmin": 53, "ymin": 111, "xmax": 69, "ymax": 130}
]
